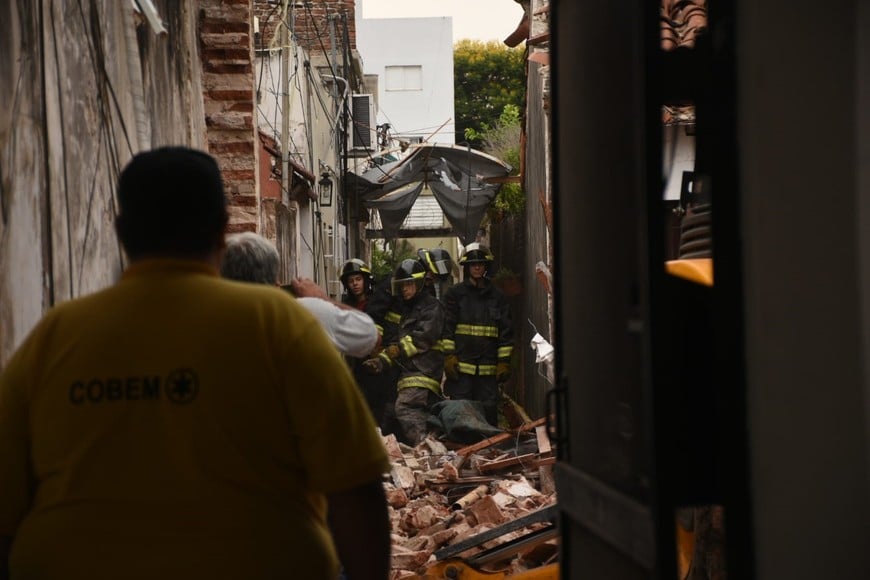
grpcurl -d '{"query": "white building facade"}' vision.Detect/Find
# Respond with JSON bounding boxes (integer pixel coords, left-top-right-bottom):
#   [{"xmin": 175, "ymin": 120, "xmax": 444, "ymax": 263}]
[
  {"xmin": 356, "ymin": 9, "xmax": 455, "ymax": 146},
  {"xmin": 356, "ymin": 3, "xmax": 460, "ymax": 261}
]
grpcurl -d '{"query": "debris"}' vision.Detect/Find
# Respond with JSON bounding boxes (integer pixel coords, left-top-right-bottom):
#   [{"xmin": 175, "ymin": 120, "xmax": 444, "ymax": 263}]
[
  {"xmin": 451, "ymin": 484, "xmax": 489, "ymax": 511},
  {"xmin": 383, "ymin": 418, "xmax": 558, "ymax": 577}
]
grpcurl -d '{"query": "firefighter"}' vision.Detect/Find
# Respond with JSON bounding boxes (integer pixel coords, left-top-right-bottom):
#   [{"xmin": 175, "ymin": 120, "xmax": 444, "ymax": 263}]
[
  {"xmin": 417, "ymin": 248, "xmax": 455, "ymax": 301},
  {"xmin": 339, "ymin": 259, "xmax": 374, "ymax": 309},
  {"xmin": 364, "ymin": 259, "xmax": 444, "ymax": 445},
  {"xmin": 339, "ymin": 258, "xmax": 400, "ymax": 433},
  {"xmin": 442, "ymin": 243, "xmax": 514, "ymax": 426}
]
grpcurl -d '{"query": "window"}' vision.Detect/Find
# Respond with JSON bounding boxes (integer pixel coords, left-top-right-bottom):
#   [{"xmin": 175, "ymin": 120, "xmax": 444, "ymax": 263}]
[{"xmin": 385, "ymin": 65, "xmax": 422, "ymax": 91}]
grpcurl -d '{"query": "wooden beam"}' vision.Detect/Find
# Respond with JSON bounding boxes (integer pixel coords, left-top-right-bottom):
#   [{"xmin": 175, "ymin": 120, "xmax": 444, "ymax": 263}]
[
  {"xmin": 478, "ymin": 451, "xmax": 555, "ymax": 474},
  {"xmin": 527, "ymin": 32, "xmax": 550, "ymax": 46},
  {"xmin": 483, "ymin": 175, "xmax": 522, "ymax": 184},
  {"xmin": 456, "ymin": 418, "xmax": 547, "ymax": 457},
  {"xmin": 535, "ymin": 425, "xmax": 552, "ymax": 454},
  {"xmin": 477, "ymin": 453, "xmax": 539, "ymax": 473},
  {"xmin": 364, "ymin": 228, "xmax": 455, "ymax": 239}
]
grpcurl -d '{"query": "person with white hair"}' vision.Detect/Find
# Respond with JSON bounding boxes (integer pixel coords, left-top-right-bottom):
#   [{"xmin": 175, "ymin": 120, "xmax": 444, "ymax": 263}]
[{"xmin": 220, "ymin": 232, "xmax": 378, "ymax": 359}]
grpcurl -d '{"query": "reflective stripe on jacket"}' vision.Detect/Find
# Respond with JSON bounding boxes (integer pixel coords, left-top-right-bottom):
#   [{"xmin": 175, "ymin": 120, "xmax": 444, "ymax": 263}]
[
  {"xmin": 386, "ymin": 292, "xmax": 444, "ymax": 394},
  {"xmin": 443, "ymin": 279, "xmax": 513, "ymax": 374}
]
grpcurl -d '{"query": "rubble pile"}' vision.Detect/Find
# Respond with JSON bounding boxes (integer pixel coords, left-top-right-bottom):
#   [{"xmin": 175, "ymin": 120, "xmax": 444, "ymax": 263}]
[{"xmin": 382, "ymin": 418, "xmax": 559, "ymax": 578}]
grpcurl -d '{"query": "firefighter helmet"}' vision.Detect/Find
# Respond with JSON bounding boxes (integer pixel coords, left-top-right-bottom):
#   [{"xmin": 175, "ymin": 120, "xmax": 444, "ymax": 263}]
[
  {"xmin": 458, "ymin": 243, "xmax": 494, "ymax": 277},
  {"xmin": 392, "ymin": 258, "xmax": 427, "ymax": 296},
  {"xmin": 339, "ymin": 258, "xmax": 373, "ymax": 293},
  {"xmin": 418, "ymin": 248, "xmax": 453, "ymax": 279}
]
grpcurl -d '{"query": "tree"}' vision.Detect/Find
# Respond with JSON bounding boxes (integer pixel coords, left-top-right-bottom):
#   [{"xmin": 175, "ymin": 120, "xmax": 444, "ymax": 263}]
[
  {"xmin": 474, "ymin": 104, "xmax": 524, "ymax": 218},
  {"xmin": 454, "ymin": 40, "xmax": 525, "ymax": 146},
  {"xmin": 371, "ymin": 239, "xmax": 418, "ymax": 281}
]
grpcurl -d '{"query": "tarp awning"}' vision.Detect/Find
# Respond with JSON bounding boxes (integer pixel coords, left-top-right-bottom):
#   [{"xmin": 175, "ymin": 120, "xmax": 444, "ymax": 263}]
[{"xmin": 349, "ymin": 144, "xmax": 513, "ymax": 244}]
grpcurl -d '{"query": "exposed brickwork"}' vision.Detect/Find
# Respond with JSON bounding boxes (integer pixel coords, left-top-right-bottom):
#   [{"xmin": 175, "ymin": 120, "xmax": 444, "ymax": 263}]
[
  {"xmin": 252, "ymin": 1, "xmax": 356, "ymax": 55},
  {"xmin": 222, "ymin": 169, "xmax": 258, "ymax": 182},
  {"xmin": 661, "ymin": 0, "xmax": 707, "ymax": 51},
  {"xmin": 208, "ymin": 140, "xmax": 256, "ymax": 155},
  {"xmin": 205, "ymin": 111, "xmax": 253, "ymax": 131},
  {"xmin": 226, "ymin": 222, "xmax": 258, "ymax": 234},
  {"xmin": 199, "ymin": 0, "xmax": 259, "ymax": 231}
]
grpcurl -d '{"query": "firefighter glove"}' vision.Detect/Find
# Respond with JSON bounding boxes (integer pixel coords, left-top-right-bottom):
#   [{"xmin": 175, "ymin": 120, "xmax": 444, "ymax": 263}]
[
  {"xmin": 362, "ymin": 357, "xmax": 385, "ymax": 375},
  {"xmin": 444, "ymin": 354, "xmax": 460, "ymax": 380},
  {"xmin": 384, "ymin": 345, "xmax": 401, "ymax": 360},
  {"xmin": 496, "ymin": 361, "xmax": 512, "ymax": 383}
]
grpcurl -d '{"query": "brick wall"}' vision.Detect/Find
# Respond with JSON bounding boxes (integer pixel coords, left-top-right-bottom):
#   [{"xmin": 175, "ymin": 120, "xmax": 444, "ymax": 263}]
[
  {"xmin": 199, "ymin": 0, "xmax": 258, "ymax": 233},
  {"xmin": 252, "ymin": 0, "xmax": 356, "ymax": 54}
]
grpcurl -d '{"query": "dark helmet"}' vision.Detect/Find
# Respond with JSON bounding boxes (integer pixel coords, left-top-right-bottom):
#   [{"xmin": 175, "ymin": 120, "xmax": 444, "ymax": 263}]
[
  {"xmin": 458, "ymin": 243, "xmax": 494, "ymax": 277},
  {"xmin": 392, "ymin": 258, "xmax": 427, "ymax": 296},
  {"xmin": 418, "ymin": 248, "xmax": 453, "ymax": 279},
  {"xmin": 339, "ymin": 258, "xmax": 373, "ymax": 292}
]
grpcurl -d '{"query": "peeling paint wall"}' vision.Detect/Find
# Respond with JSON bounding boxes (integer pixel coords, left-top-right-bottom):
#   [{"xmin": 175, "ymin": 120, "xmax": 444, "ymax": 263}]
[{"xmin": 0, "ymin": 0, "xmax": 207, "ymax": 365}]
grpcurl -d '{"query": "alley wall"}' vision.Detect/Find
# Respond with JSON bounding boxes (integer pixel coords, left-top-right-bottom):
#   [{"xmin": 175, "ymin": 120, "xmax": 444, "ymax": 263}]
[{"xmin": 0, "ymin": 1, "xmax": 207, "ymax": 364}]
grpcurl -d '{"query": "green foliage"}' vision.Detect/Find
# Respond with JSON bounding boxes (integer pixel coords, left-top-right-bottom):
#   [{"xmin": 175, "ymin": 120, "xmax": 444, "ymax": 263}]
[
  {"xmin": 454, "ymin": 40, "xmax": 525, "ymax": 146},
  {"xmin": 371, "ymin": 240, "xmax": 418, "ymax": 281},
  {"xmin": 475, "ymin": 105, "xmax": 525, "ymax": 218},
  {"xmin": 492, "ymin": 183, "xmax": 525, "ymax": 217}
]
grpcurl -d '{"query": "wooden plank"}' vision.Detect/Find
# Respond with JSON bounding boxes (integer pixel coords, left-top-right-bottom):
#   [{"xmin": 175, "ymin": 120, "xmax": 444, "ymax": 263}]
[
  {"xmin": 456, "ymin": 418, "xmax": 547, "ymax": 457},
  {"xmin": 478, "ymin": 453, "xmax": 538, "ymax": 474},
  {"xmin": 483, "ymin": 175, "xmax": 522, "ymax": 184},
  {"xmin": 365, "ymin": 227, "xmax": 454, "ymax": 239},
  {"xmin": 527, "ymin": 32, "xmax": 550, "ymax": 46},
  {"xmin": 477, "ymin": 452, "xmax": 555, "ymax": 474},
  {"xmin": 535, "ymin": 425, "xmax": 552, "ymax": 454}
]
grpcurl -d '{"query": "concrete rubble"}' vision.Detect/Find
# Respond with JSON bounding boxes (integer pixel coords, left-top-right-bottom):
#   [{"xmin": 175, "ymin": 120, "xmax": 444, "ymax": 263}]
[{"xmin": 382, "ymin": 419, "xmax": 559, "ymax": 578}]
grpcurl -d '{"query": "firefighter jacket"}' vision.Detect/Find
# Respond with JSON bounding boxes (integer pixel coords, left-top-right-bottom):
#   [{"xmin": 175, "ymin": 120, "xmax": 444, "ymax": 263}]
[
  {"xmin": 343, "ymin": 283, "xmax": 400, "ymax": 348},
  {"xmin": 442, "ymin": 279, "xmax": 513, "ymax": 376},
  {"xmin": 380, "ymin": 292, "xmax": 445, "ymax": 394}
]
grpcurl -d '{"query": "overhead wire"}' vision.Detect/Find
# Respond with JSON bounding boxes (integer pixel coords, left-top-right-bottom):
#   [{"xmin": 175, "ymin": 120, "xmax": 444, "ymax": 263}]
[
  {"xmin": 256, "ymin": 2, "xmax": 302, "ymax": 156},
  {"xmin": 254, "ymin": 0, "xmax": 282, "ymax": 101},
  {"xmin": 257, "ymin": 1, "xmax": 336, "ymax": 199}
]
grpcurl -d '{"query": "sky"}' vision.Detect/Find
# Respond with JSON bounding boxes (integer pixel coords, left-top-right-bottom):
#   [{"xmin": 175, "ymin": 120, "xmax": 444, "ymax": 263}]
[{"xmin": 359, "ymin": 0, "xmax": 525, "ymax": 43}]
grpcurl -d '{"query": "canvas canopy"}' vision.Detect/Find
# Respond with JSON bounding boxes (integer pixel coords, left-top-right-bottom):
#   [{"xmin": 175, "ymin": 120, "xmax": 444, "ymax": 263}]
[{"xmin": 348, "ymin": 143, "xmax": 513, "ymax": 244}]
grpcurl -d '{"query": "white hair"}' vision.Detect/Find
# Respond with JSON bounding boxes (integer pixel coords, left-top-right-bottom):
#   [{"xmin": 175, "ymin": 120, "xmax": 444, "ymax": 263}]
[{"xmin": 220, "ymin": 232, "xmax": 280, "ymax": 285}]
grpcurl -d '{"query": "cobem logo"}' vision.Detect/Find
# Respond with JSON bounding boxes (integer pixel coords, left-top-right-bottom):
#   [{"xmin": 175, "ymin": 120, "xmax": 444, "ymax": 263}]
[{"xmin": 69, "ymin": 369, "xmax": 199, "ymax": 405}]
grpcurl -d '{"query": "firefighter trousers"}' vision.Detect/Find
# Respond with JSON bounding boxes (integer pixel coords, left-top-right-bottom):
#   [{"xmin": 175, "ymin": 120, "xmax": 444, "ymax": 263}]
[{"xmin": 444, "ymin": 373, "xmax": 500, "ymax": 427}]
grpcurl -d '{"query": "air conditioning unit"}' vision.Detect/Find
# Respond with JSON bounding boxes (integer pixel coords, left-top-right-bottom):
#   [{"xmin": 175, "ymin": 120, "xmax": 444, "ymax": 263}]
[{"xmin": 349, "ymin": 94, "xmax": 377, "ymax": 151}]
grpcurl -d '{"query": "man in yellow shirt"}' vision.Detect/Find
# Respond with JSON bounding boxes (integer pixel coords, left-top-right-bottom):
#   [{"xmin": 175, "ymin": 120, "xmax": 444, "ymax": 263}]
[{"xmin": 0, "ymin": 147, "xmax": 391, "ymax": 579}]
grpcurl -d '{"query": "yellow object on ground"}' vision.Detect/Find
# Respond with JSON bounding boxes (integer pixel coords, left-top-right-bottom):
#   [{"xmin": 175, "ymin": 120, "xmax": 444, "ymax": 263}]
[{"xmin": 665, "ymin": 258, "xmax": 713, "ymax": 287}]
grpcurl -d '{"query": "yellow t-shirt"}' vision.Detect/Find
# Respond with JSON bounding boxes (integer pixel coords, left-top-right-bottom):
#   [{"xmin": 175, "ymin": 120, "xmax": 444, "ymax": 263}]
[{"xmin": 0, "ymin": 259, "xmax": 389, "ymax": 579}]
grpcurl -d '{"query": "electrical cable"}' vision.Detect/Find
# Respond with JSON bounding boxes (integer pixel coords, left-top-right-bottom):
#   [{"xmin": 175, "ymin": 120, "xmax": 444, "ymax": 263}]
[
  {"xmin": 299, "ymin": 229, "xmax": 315, "ymax": 254},
  {"xmin": 303, "ymin": 1, "xmax": 339, "ymax": 80}
]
